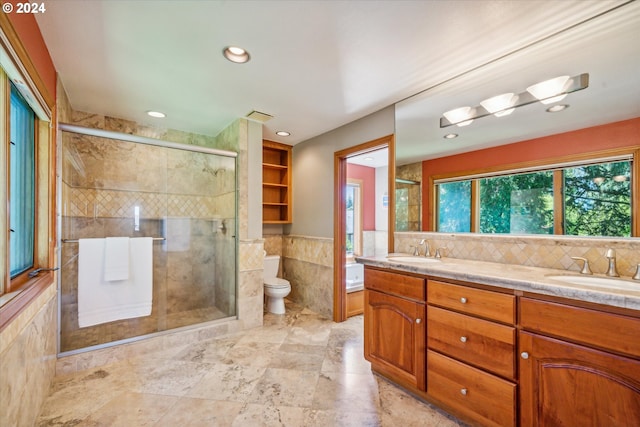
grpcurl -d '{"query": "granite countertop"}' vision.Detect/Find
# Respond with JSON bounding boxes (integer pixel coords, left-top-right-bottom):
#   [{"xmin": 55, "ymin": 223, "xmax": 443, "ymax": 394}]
[{"xmin": 356, "ymin": 254, "xmax": 640, "ymax": 311}]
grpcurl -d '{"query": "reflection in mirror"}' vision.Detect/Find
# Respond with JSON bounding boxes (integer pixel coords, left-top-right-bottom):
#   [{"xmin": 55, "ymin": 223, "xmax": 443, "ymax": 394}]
[
  {"xmin": 394, "ymin": 2, "xmax": 640, "ymax": 238},
  {"xmin": 395, "ymin": 164, "xmax": 421, "ymax": 231}
]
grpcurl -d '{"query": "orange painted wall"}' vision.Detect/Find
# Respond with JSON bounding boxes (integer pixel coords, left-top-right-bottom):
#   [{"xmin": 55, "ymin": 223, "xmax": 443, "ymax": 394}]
[
  {"xmin": 421, "ymin": 117, "xmax": 640, "ymax": 230},
  {"xmin": 5, "ymin": 3, "xmax": 57, "ymax": 101},
  {"xmin": 347, "ymin": 163, "xmax": 376, "ymax": 231}
]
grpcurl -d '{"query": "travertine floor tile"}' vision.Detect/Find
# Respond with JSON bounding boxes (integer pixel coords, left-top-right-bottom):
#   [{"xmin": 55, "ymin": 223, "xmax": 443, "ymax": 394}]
[{"xmin": 37, "ymin": 303, "xmax": 465, "ymax": 426}]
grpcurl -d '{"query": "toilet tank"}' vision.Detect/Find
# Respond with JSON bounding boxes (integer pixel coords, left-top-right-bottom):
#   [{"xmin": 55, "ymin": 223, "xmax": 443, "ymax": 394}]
[{"xmin": 263, "ymin": 255, "xmax": 280, "ymax": 278}]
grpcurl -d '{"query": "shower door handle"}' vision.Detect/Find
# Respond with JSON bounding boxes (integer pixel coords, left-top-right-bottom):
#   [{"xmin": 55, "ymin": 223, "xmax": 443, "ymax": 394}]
[{"xmin": 134, "ymin": 206, "xmax": 140, "ymax": 231}]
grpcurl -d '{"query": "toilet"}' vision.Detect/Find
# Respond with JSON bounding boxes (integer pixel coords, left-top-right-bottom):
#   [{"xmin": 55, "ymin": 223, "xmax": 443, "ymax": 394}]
[{"xmin": 263, "ymin": 255, "xmax": 291, "ymax": 314}]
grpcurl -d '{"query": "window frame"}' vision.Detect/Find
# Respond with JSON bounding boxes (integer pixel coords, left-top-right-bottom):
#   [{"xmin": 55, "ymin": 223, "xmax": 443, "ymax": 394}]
[
  {"xmin": 431, "ymin": 148, "xmax": 639, "ymax": 237},
  {"xmin": 9, "ymin": 81, "xmax": 39, "ymax": 285},
  {"xmin": 1, "ymin": 15, "xmax": 56, "ymax": 330}
]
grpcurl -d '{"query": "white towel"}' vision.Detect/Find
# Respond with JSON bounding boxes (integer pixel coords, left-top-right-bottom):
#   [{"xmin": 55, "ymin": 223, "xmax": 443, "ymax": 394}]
[
  {"xmin": 104, "ymin": 237, "xmax": 130, "ymax": 281},
  {"xmin": 78, "ymin": 237, "xmax": 153, "ymax": 328}
]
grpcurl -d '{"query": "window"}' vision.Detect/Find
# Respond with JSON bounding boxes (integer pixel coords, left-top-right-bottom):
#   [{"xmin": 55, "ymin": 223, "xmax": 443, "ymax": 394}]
[
  {"xmin": 564, "ymin": 160, "xmax": 632, "ymax": 237},
  {"xmin": 434, "ymin": 157, "xmax": 635, "ymax": 237},
  {"xmin": 346, "ymin": 181, "xmax": 362, "ymax": 257},
  {"xmin": 437, "ymin": 180, "xmax": 471, "ymax": 232},
  {"xmin": 479, "ymin": 171, "xmax": 553, "ymax": 234},
  {"xmin": 9, "ymin": 83, "xmax": 36, "ymax": 278}
]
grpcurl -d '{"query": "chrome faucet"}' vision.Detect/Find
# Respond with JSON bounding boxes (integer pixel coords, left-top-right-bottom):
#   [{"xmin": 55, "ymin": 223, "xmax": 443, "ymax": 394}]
[
  {"xmin": 633, "ymin": 264, "xmax": 640, "ymax": 281},
  {"xmin": 571, "ymin": 256, "xmax": 592, "ymax": 275},
  {"xmin": 605, "ymin": 249, "xmax": 619, "ymax": 277},
  {"xmin": 419, "ymin": 239, "xmax": 431, "ymax": 257}
]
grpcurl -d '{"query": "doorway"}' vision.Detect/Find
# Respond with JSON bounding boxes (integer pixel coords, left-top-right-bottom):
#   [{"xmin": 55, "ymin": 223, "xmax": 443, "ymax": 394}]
[{"xmin": 333, "ymin": 135, "xmax": 395, "ymax": 322}]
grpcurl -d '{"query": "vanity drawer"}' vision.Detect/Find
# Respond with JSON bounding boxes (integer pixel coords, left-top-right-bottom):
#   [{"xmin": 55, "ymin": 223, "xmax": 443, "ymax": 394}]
[
  {"xmin": 520, "ymin": 297, "xmax": 640, "ymax": 358},
  {"xmin": 427, "ymin": 350, "xmax": 516, "ymax": 427},
  {"xmin": 427, "ymin": 280, "xmax": 515, "ymax": 324},
  {"xmin": 365, "ymin": 268, "xmax": 425, "ymax": 301},
  {"xmin": 427, "ymin": 306, "xmax": 515, "ymax": 379}
]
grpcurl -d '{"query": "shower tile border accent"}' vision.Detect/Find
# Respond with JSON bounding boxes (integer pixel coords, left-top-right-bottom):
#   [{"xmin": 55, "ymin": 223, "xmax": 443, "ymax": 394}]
[{"xmin": 63, "ymin": 183, "xmax": 230, "ymax": 219}]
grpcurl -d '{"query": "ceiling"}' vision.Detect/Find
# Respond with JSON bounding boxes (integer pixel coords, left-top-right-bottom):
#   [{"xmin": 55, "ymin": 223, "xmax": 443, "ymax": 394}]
[{"xmin": 35, "ymin": 1, "xmax": 638, "ymax": 160}]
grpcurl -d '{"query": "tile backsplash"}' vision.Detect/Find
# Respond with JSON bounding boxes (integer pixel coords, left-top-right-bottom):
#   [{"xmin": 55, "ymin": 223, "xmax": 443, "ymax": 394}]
[{"xmin": 395, "ymin": 232, "xmax": 640, "ymax": 277}]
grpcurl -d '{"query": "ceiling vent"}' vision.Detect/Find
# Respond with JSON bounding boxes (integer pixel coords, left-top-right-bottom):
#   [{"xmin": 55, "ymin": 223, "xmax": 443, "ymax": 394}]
[{"xmin": 246, "ymin": 110, "xmax": 273, "ymax": 123}]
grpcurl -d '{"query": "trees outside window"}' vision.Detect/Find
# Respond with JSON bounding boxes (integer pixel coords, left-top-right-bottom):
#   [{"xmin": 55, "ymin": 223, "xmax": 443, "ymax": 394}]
[{"xmin": 435, "ymin": 159, "xmax": 633, "ymax": 237}]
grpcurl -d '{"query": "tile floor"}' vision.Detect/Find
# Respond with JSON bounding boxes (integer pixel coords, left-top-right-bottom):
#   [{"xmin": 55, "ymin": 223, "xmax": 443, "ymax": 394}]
[{"xmin": 36, "ymin": 301, "xmax": 464, "ymax": 426}]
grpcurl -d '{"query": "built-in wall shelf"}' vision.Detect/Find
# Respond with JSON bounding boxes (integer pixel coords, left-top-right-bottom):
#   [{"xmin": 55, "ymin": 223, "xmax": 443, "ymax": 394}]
[{"xmin": 263, "ymin": 140, "xmax": 292, "ymax": 223}]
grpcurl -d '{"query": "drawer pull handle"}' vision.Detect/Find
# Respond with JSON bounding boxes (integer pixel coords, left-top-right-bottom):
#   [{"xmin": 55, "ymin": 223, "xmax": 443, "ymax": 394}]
[
  {"xmin": 521, "ymin": 352, "xmax": 529, "ymax": 360},
  {"xmin": 460, "ymin": 336, "xmax": 467, "ymax": 343},
  {"xmin": 460, "ymin": 388, "xmax": 468, "ymax": 396},
  {"xmin": 416, "ymin": 318, "xmax": 422, "ymax": 324},
  {"xmin": 460, "ymin": 297, "xmax": 467, "ymax": 304}
]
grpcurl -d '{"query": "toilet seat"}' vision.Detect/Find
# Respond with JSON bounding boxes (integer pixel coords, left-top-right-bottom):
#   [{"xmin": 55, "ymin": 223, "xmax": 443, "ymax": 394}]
[{"xmin": 264, "ymin": 278, "xmax": 290, "ymax": 289}]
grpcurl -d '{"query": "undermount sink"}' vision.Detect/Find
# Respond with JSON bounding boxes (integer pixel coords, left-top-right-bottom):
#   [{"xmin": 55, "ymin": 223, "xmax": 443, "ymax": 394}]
[
  {"xmin": 546, "ymin": 275, "xmax": 637, "ymax": 290},
  {"xmin": 386, "ymin": 255, "xmax": 440, "ymax": 264}
]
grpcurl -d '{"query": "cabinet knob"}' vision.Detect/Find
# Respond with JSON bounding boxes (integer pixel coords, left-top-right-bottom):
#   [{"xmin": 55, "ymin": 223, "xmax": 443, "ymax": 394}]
[
  {"xmin": 460, "ymin": 388, "xmax": 468, "ymax": 396},
  {"xmin": 460, "ymin": 336, "xmax": 467, "ymax": 343},
  {"xmin": 521, "ymin": 352, "xmax": 529, "ymax": 360},
  {"xmin": 460, "ymin": 297, "xmax": 467, "ymax": 304},
  {"xmin": 416, "ymin": 318, "xmax": 422, "ymax": 324}
]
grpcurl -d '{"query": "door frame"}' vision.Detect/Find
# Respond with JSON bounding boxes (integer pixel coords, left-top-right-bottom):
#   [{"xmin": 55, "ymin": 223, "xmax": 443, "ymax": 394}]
[{"xmin": 333, "ymin": 134, "xmax": 395, "ymax": 322}]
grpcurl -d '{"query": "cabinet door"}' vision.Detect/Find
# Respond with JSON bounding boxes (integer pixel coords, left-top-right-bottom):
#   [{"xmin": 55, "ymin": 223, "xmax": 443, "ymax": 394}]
[
  {"xmin": 519, "ymin": 332, "xmax": 640, "ymax": 427},
  {"xmin": 364, "ymin": 289, "xmax": 426, "ymax": 390}
]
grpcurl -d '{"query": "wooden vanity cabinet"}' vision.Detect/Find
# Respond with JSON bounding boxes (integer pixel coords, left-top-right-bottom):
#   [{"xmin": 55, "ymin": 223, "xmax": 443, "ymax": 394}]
[
  {"xmin": 519, "ymin": 297, "xmax": 640, "ymax": 427},
  {"xmin": 426, "ymin": 280, "xmax": 517, "ymax": 427},
  {"xmin": 364, "ymin": 267, "xmax": 426, "ymax": 390},
  {"xmin": 363, "ymin": 265, "xmax": 640, "ymax": 427}
]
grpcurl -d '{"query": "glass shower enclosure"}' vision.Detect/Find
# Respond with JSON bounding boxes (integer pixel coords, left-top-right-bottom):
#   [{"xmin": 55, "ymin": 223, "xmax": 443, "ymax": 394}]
[{"xmin": 58, "ymin": 125, "xmax": 237, "ymax": 354}]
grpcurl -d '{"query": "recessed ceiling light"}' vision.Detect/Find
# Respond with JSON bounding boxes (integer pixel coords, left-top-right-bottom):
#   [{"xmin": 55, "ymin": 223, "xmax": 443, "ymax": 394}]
[
  {"xmin": 223, "ymin": 46, "xmax": 250, "ymax": 63},
  {"xmin": 444, "ymin": 133, "xmax": 458, "ymax": 139},
  {"xmin": 546, "ymin": 104, "xmax": 569, "ymax": 113},
  {"xmin": 147, "ymin": 111, "xmax": 166, "ymax": 118},
  {"xmin": 276, "ymin": 131, "xmax": 290, "ymax": 137},
  {"xmin": 364, "ymin": 157, "xmax": 374, "ymax": 162}
]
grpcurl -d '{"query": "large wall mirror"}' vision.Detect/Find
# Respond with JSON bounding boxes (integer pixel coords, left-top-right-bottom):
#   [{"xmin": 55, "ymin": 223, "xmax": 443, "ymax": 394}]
[{"xmin": 394, "ymin": 2, "xmax": 640, "ymax": 238}]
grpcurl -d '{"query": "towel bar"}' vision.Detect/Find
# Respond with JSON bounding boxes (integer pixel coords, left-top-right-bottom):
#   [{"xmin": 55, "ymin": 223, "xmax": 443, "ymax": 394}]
[{"xmin": 62, "ymin": 237, "xmax": 166, "ymax": 243}]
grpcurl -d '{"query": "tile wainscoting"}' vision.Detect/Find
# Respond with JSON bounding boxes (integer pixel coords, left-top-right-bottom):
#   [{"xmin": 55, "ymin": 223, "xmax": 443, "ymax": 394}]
[
  {"xmin": 0, "ymin": 285, "xmax": 57, "ymax": 427},
  {"xmin": 395, "ymin": 232, "xmax": 640, "ymax": 276},
  {"xmin": 282, "ymin": 235, "xmax": 334, "ymax": 319}
]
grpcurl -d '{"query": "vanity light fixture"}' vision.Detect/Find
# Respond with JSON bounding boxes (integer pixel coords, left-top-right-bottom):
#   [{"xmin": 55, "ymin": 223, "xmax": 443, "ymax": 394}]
[
  {"xmin": 223, "ymin": 46, "xmax": 251, "ymax": 63},
  {"xmin": 480, "ymin": 93, "xmax": 518, "ymax": 117},
  {"xmin": 147, "ymin": 111, "xmax": 166, "ymax": 118},
  {"xmin": 442, "ymin": 106, "xmax": 474, "ymax": 127},
  {"xmin": 546, "ymin": 104, "xmax": 569, "ymax": 113},
  {"xmin": 275, "ymin": 131, "xmax": 291, "ymax": 137},
  {"xmin": 526, "ymin": 75, "xmax": 570, "ymax": 104},
  {"xmin": 443, "ymin": 133, "xmax": 458, "ymax": 139},
  {"xmin": 440, "ymin": 73, "xmax": 589, "ymax": 128}
]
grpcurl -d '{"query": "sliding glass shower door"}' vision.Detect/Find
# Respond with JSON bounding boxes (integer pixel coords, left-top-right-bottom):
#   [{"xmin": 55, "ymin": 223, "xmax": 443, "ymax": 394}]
[{"xmin": 59, "ymin": 127, "xmax": 237, "ymax": 353}]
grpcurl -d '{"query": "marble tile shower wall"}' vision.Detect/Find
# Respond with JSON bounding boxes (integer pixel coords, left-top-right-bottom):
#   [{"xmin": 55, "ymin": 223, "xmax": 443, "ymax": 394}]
[
  {"xmin": 395, "ymin": 232, "xmax": 640, "ymax": 277},
  {"xmin": 282, "ymin": 236, "xmax": 334, "ymax": 319},
  {"xmin": 59, "ymin": 111, "xmax": 240, "ymax": 352}
]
